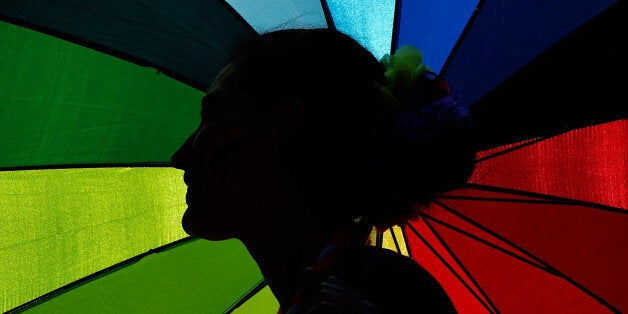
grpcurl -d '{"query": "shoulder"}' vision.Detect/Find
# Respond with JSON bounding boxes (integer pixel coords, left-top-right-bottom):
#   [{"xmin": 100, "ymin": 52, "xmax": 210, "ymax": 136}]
[{"xmin": 351, "ymin": 246, "xmax": 457, "ymax": 313}]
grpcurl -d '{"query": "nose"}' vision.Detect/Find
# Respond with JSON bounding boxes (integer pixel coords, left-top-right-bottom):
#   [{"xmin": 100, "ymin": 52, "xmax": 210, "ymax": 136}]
[{"xmin": 171, "ymin": 132, "xmax": 197, "ymax": 170}]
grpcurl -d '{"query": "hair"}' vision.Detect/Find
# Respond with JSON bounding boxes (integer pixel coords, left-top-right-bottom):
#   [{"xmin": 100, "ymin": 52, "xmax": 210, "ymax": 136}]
[{"xmin": 227, "ymin": 28, "xmax": 476, "ymax": 230}]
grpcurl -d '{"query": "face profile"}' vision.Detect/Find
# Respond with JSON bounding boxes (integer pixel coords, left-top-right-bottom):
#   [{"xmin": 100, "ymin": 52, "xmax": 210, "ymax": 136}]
[{"xmin": 171, "ymin": 63, "xmax": 306, "ymax": 242}]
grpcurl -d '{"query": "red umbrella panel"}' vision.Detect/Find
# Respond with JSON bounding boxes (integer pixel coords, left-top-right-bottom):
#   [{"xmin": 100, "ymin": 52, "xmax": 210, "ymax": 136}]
[{"xmin": 402, "ymin": 119, "xmax": 627, "ymax": 313}]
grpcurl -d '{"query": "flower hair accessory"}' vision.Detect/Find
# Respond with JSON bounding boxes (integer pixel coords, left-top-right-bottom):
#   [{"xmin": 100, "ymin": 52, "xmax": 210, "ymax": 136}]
[{"xmin": 380, "ymin": 45, "xmax": 470, "ymax": 141}]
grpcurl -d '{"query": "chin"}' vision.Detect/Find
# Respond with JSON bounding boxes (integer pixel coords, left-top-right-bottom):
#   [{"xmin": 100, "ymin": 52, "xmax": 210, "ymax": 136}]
[
  {"xmin": 181, "ymin": 208, "xmax": 234, "ymax": 240},
  {"xmin": 181, "ymin": 209, "xmax": 202, "ymax": 237}
]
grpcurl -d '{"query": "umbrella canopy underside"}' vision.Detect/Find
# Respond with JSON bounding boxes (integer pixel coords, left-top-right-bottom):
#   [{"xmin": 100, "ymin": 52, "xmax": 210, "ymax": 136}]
[{"xmin": 1, "ymin": 0, "xmax": 625, "ymax": 313}]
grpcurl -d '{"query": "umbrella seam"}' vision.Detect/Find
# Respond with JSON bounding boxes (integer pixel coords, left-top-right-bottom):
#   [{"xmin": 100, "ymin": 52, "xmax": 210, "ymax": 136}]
[
  {"xmin": 406, "ymin": 220, "xmax": 497, "ymax": 313},
  {"xmin": 461, "ymin": 184, "xmax": 627, "ymax": 213},
  {"xmin": 429, "ymin": 200, "xmax": 621, "ymax": 313},
  {"xmin": 0, "ymin": 162, "xmax": 172, "ymax": 172},
  {"xmin": 4, "ymin": 237, "xmax": 197, "ymax": 314},
  {"xmin": 319, "ymin": 0, "xmax": 336, "ymax": 30},
  {"xmin": 224, "ymin": 278, "xmax": 269, "ymax": 314},
  {"xmin": 0, "ymin": 15, "xmax": 208, "ymax": 92}
]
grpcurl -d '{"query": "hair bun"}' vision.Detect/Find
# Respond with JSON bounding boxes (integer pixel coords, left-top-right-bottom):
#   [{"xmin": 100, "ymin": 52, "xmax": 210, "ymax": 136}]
[
  {"xmin": 380, "ymin": 45, "xmax": 471, "ymax": 143},
  {"xmin": 360, "ymin": 45, "xmax": 475, "ymax": 229},
  {"xmin": 399, "ymin": 70, "xmax": 470, "ymax": 142}
]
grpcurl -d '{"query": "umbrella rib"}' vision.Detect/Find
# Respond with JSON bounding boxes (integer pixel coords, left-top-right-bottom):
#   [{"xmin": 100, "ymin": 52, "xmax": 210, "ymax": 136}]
[
  {"xmin": 389, "ymin": 0, "xmax": 403, "ymax": 53},
  {"xmin": 474, "ymin": 118, "xmax": 626, "ymax": 163},
  {"xmin": 459, "ymin": 183, "xmax": 627, "ymax": 213},
  {"xmin": 430, "ymin": 200, "xmax": 622, "ymax": 313},
  {"xmin": 218, "ymin": 0, "xmax": 259, "ymax": 36},
  {"xmin": 389, "ymin": 226, "xmax": 402, "ymax": 253},
  {"xmin": 375, "ymin": 231, "xmax": 384, "ymax": 248},
  {"xmin": 438, "ymin": 0, "xmax": 487, "ymax": 78},
  {"xmin": 319, "ymin": 0, "xmax": 336, "ymax": 30},
  {"xmin": 474, "ymin": 135, "xmax": 548, "ymax": 163},
  {"xmin": 224, "ymin": 278, "xmax": 270, "ymax": 314},
  {"xmin": 439, "ymin": 194, "xmax": 559, "ymax": 205},
  {"xmin": 5, "ymin": 237, "xmax": 196, "ymax": 314},
  {"xmin": 425, "ymin": 204, "xmax": 557, "ymax": 273},
  {"xmin": 400, "ymin": 226, "xmax": 413, "ymax": 259},
  {"xmin": 0, "ymin": 15, "xmax": 208, "ymax": 92},
  {"xmin": 405, "ymin": 221, "xmax": 498, "ymax": 313},
  {"xmin": 0, "ymin": 162, "xmax": 172, "ymax": 172}
]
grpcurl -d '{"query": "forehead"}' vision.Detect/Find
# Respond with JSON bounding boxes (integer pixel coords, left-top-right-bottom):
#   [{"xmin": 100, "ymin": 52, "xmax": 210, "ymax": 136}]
[
  {"xmin": 201, "ymin": 63, "xmax": 252, "ymax": 116},
  {"xmin": 207, "ymin": 63, "xmax": 238, "ymax": 94},
  {"xmin": 202, "ymin": 63, "xmax": 238, "ymax": 109}
]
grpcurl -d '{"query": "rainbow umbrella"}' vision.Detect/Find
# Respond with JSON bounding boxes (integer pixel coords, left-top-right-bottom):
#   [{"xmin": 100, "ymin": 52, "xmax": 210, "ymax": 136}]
[{"xmin": 2, "ymin": 0, "xmax": 626, "ymax": 313}]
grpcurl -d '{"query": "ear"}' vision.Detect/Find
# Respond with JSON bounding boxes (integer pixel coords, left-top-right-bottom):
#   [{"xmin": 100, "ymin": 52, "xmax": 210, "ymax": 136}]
[{"xmin": 266, "ymin": 96, "xmax": 304, "ymax": 141}]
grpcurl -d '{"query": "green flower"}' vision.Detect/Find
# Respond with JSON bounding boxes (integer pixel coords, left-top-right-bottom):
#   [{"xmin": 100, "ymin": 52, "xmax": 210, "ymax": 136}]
[{"xmin": 380, "ymin": 45, "xmax": 430, "ymax": 110}]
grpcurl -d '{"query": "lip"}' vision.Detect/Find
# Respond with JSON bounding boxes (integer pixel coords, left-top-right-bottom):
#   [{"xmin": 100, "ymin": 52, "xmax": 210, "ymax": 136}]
[
  {"xmin": 182, "ymin": 172, "xmax": 194, "ymax": 205},
  {"xmin": 183, "ymin": 172, "xmax": 192, "ymax": 186},
  {"xmin": 185, "ymin": 191, "xmax": 192, "ymax": 205}
]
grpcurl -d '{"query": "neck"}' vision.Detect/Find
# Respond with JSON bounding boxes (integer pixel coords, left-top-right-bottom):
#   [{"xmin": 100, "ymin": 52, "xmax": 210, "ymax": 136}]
[{"xmin": 239, "ymin": 218, "xmax": 337, "ymax": 307}]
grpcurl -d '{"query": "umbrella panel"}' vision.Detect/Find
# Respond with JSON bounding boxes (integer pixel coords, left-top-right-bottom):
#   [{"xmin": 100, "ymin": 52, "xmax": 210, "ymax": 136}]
[
  {"xmin": 0, "ymin": 20, "xmax": 203, "ymax": 168},
  {"xmin": 405, "ymin": 119, "xmax": 628, "ymax": 313},
  {"xmin": 411, "ymin": 214, "xmax": 615, "ymax": 313},
  {"xmin": 470, "ymin": 119, "xmax": 627, "ymax": 209},
  {"xmin": 15, "ymin": 238, "xmax": 269, "ymax": 313},
  {"xmin": 0, "ymin": 0, "xmax": 255, "ymax": 89},
  {"xmin": 465, "ymin": 0, "xmax": 626, "ymax": 149}
]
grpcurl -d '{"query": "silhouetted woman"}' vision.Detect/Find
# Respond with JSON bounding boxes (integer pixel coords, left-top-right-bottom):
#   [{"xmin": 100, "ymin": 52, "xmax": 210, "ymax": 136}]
[{"xmin": 171, "ymin": 28, "xmax": 475, "ymax": 313}]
